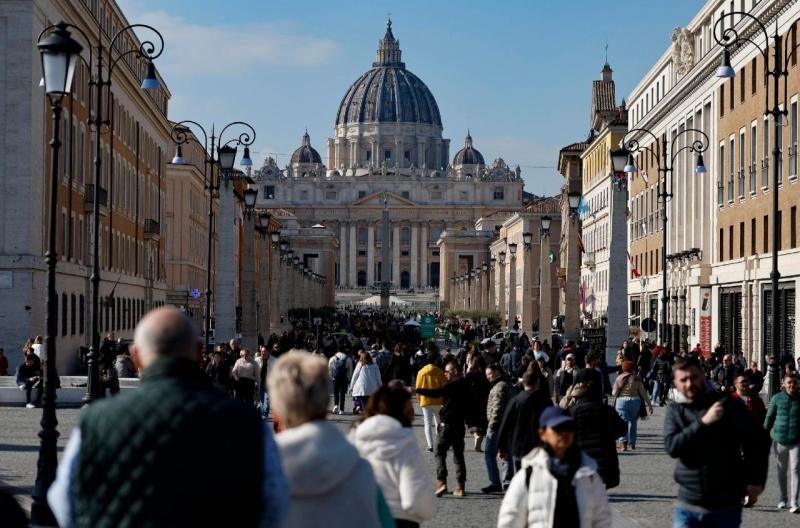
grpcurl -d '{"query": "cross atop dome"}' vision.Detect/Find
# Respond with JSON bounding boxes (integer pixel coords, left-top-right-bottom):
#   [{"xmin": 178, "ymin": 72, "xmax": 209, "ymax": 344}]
[{"xmin": 374, "ymin": 17, "xmax": 404, "ymax": 68}]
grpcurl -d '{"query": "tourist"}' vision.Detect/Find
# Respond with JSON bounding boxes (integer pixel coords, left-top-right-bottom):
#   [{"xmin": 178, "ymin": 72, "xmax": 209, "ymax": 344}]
[
  {"xmin": 497, "ymin": 369, "xmax": 553, "ymax": 472},
  {"xmin": 329, "ymin": 346, "xmax": 354, "ymax": 415},
  {"xmin": 483, "ymin": 363, "xmax": 514, "ymax": 493},
  {"xmin": 231, "ymin": 348, "xmax": 258, "ymax": 404},
  {"xmin": 256, "ymin": 345, "xmax": 277, "ymax": 419},
  {"xmin": 48, "ymin": 307, "xmax": 288, "ymax": 527},
  {"xmin": 466, "ymin": 355, "xmax": 490, "ymax": 452},
  {"xmin": 0, "ymin": 347, "xmax": 9, "ymax": 376},
  {"xmin": 497, "ymin": 406, "xmax": 612, "ymax": 527},
  {"xmin": 15, "ymin": 353, "xmax": 42, "ymax": 408},
  {"xmin": 204, "ymin": 351, "xmax": 229, "ymax": 393},
  {"xmin": 415, "ymin": 351, "xmax": 447, "ymax": 451},
  {"xmin": 764, "ymin": 373, "xmax": 800, "ymax": 512},
  {"xmin": 611, "ymin": 360, "xmax": 653, "ymax": 451},
  {"xmin": 268, "ymin": 351, "xmax": 392, "ymax": 527},
  {"xmin": 665, "ymin": 356, "xmax": 769, "ymax": 527},
  {"xmin": 349, "ymin": 350, "xmax": 383, "ymax": 414},
  {"xmin": 554, "ymin": 353, "xmax": 577, "ymax": 402},
  {"xmin": 746, "ymin": 360, "xmax": 765, "ymax": 395},
  {"xmin": 711, "ymin": 354, "xmax": 742, "ymax": 393},
  {"xmin": 351, "ymin": 381, "xmax": 436, "ymax": 527},
  {"xmin": 730, "ymin": 373, "xmax": 766, "ymax": 424}
]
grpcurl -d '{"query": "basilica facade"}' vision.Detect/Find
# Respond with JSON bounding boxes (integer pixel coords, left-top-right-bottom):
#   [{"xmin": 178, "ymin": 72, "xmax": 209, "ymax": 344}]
[{"xmin": 254, "ymin": 20, "xmax": 525, "ymax": 289}]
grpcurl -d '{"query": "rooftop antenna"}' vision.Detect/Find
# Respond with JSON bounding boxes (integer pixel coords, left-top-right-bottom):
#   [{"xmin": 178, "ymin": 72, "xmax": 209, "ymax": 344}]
[{"xmin": 604, "ymin": 41, "xmax": 608, "ymax": 64}]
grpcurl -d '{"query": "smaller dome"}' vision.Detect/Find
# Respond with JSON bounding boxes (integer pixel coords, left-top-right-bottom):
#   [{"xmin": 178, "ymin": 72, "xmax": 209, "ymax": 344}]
[
  {"xmin": 291, "ymin": 131, "xmax": 322, "ymax": 164},
  {"xmin": 453, "ymin": 132, "xmax": 485, "ymax": 166}
]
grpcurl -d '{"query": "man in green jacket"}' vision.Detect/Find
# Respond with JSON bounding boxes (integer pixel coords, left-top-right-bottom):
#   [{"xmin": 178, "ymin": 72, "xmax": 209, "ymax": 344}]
[{"xmin": 765, "ymin": 373, "xmax": 800, "ymax": 512}]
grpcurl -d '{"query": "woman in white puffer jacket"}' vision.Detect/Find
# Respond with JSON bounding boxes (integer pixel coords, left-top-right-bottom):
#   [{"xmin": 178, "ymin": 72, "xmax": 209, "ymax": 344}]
[
  {"xmin": 351, "ymin": 381, "xmax": 435, "ymax": 528},
  {"xmin": 349, "ymin": 350, "xmax": 383, "ymax": 413},
  {"xmin": 497, "ymin": 406, "xmax": 612, "ymax": 528}
]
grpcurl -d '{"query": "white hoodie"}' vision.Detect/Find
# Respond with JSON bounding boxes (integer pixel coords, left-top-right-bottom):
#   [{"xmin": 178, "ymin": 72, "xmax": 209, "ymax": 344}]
[
  {"xmin": 351, "ymin": 415, "xmax": 436, "ymax": 524},
  {"xmin": 276, "ymin": 420, "xmax": 383, "ymax": 528}
]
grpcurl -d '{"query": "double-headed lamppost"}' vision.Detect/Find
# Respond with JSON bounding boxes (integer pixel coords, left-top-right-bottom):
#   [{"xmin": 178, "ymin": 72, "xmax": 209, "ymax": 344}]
[
  {"xmin": 714, "ymin": 10, "xmax": 798, "ymax": 397},
  {"xmin": 539, "ymin": 216, "xmax": 553, "ymax": 345},
  {"xmin": 498, "ymin": 250, "xmax": 507, "ymax": 324},
  {"xmin": 171, "ymin": 121, "xmax": 255, "ymax": 354},
  {"xmin": 507, "ymin": 242, "xmax": 518, "ymax": 329},
  {"xmin": 616, "ymin": 128, "xmax": 708, "ymax": 352},
  {"xmin": 72, "ymin": 19, "xmax": 164, "ymax": 404},
  {"xmin": 32, "ymin": 23, "xmax": 82, "ymax": 525}
]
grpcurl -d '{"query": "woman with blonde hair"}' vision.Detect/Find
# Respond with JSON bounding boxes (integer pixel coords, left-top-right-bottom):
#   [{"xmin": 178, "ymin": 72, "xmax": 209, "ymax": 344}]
[
  {"xmin": 268, "ymin": 351, "xmax": 394, "ymax": 528},
  {"xmin": 349, "ymin": 350, "xmax": 382, "ymax": 414},
  {"xmin": 612, "ymin": 360, "xmax": 653, "ymax": 451}
]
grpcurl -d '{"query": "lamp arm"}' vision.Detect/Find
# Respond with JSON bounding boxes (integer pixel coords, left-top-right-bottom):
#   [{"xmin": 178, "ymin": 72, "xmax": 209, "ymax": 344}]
[
  {"xmin": 219, "ymin": 121, "xmax": 257, "ymax": 149},
  {"xmin": 107, "ymin": 23, "xmax": 164, "ymax": 78},
  {"xmin": 712, "ymin": 11, "xmax": 770, "ymax": 64},
  {"xmin": 171, "ymin": 120, "xmax": 209, "ymax": 153},
  {"xmin": 622, "ymin": 128, "xmax": 662, "ymax": 170},
  {"xmin": 669, "ymin": 129, "xmax": 710, "ymax": 166}
]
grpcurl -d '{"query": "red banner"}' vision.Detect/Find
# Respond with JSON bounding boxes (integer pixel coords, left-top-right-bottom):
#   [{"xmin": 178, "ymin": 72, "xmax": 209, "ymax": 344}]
[{"xmin": 699, "ymin": 287, "xmax": 711, "ymax": 358}]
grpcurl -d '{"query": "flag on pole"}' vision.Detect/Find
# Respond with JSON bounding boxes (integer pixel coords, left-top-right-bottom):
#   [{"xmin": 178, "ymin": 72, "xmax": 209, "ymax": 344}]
[{"xmin": 627, "ymin": 251, "xmax": 641, "ymax": 278}]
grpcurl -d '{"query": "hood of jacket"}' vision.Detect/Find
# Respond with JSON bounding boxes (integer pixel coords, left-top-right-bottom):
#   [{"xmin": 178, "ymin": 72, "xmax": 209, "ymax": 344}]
[
  {"xmin": 276, "ymin": 420, "xmax": 362, "ymax": 497},
  {"xmin": 352, "ymin": 415, "xmax": 415, "ymax": 459}
]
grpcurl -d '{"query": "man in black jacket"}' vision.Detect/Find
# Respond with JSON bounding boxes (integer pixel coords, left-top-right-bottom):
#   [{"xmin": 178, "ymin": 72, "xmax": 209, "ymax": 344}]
[
  {"xmin": 665, "ymin": 356, "xmax": 770, "ymax": 527},
  {"xmin": 415, "ymin": 360, "xmax": 474, "ymax": 497},
  {"xmin": 711, "ymin": 353, "xmax": 743, "ymax": 393},
  {"xmin": 497, "ymin": 370, "xmax": 553, "ymax": 473}
]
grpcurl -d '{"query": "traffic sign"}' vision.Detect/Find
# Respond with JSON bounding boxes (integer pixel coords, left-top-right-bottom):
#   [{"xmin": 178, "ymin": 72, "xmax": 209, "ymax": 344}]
[
  {"xmin": 420, "ymin": 314, "xmax": 436, "ymax": 338},
  {"xmin": 313, "ymin": 317, "xmax": 322, "ymax": 326},
  {"xmin": 190, "ymin": 288, "xmax": 201, "ymax": 299},
  {"xmin": 480, "ymin": 317, "xmax": 488, "ymax": 326},
  {"xmin": 641, "ymin": 317, "xmax": 657, "ymax": 333}
]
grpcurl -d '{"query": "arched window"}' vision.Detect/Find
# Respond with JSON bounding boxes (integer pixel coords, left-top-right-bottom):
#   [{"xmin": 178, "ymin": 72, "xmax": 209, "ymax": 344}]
[{"xmin": 401, "ymin": 227, "xmax": 411, "ymax": 243}]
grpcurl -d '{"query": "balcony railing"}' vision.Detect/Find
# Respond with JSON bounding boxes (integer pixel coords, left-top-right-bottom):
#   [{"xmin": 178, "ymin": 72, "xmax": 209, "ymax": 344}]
[{"xmin": 83, "ymin": 185, "xmax": 108, "ymax": 215}]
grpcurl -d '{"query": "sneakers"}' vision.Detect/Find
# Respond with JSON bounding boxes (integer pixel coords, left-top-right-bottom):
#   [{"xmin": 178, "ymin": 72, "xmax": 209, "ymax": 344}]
[
  {"xmin": 619, "ymin": 441, "xmax": 628, "ymax": 452},
  {"xmin": 25, "ymin": 403, "xmax": 36, "ymax": 409},
  {"xmin": 474, "ymin": 436, "xmax": 484, "ymax": 452},
  {"xmin": 778, "ymin": 501, "xmax": 788, "ymax": 510},
  {"xmin": 338, "ymin": 409, "xmax": 345, "ymax": 415},
  {"xmin": 453, "ymin": 484, "xmax": 465, "ymax": 497},
  {"xmin": 435, "ymin": 480, "xmax": 448, "ymax": 497},
  {"xmin": 791, "ymin": 506, "xmax": 800, "ymax": 514},
  {"xmin": 481, "ymin": 484, "xmax": 502, "ymax": 494},
  {"xmin": 426, "ymin": 447, "xmax": 434, "ymax": 452},
  {"xmin": 332, "ymin": 405, "xmax": 339, "ymax": 414}
]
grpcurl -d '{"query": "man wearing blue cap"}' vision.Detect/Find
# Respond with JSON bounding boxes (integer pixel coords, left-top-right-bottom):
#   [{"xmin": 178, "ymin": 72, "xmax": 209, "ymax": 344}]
[{"xmin": 497, "ymin": 406, "xmax": 612, "ymax": 528}]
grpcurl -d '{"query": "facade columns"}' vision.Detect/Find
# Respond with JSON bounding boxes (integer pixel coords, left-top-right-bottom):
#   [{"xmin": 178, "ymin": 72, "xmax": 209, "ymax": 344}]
[
  {"xmin": 349, "ymin": 222, "xmax": 358, "ymax": 286},
  {"xmin": 269, "ymin": 242, "xmax": 281, "ymax": 331},
  {"xmin": 420, "ymin": 225, "xmax": 428, "ymax": 288},
  {"xmin": 367, "ymin": 223, "xmax": 375, "ymax": 286},
  {"xmin": 259, "ymin": 235, "xmax": 270, "ymax": 339},
  {"xmin": 215, "ymin": 179, "xmax": 237, "ymax": 343},
  {"xmin": 498, "ymin": 260, "xmax": 506, "ymax": 324},
  {"xmin": 392, "ymin": 225, "xmax": 400, "ymax": 286},
  {"xmin": 339, "ymin": 222, "xmax": 347, "ymax": 286},
  {"xmin": 522, "ymin": 244, "xmax": 533, "ymax": 334},
  {"xmin": 410, "ymin": 222, "xmax": 419, "ymax": 288},
  {"xmin": 481, "ymin": 269, "xmax": 488, "ymax": 312},
  {"xmin": 240, "ymin": 217, "xmax": 257, "ymax": 352},
  {"xmin": 488, "ymin": 261, "xmax": 495, "ymax": 313}
]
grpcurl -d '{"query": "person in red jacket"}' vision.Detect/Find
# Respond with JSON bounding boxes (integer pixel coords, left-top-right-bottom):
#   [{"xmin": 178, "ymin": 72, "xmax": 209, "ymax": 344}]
[{"xmin": 730, "ymin": 373, "xmax": 767, "ymax": 424}]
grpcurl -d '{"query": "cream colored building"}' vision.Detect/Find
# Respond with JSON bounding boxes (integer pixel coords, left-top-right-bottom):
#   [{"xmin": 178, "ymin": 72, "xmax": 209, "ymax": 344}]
[
  {"xmin": 253, "ymin": 20, "xmax": 524, "ymax": 291},
  {"xmin": 0, "ymin": 0, "xmax": 170, "ymax": 372}
]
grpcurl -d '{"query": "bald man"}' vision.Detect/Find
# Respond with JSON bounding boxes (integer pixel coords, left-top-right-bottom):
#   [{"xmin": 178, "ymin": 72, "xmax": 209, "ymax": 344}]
[{"xmin": 48, "ymin": 307, "xmax": 288, "ymax": 528}]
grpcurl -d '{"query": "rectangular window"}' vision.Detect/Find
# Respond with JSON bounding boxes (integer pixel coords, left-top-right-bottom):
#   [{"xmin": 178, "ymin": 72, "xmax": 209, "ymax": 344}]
[
  {"xmin": 793, "ymin": 206, "xmax": 798, "ymax": 248},
  {"xmin": 61, "ymin": 293, "xmax": 67, "ymax": 337},
  {"xmin": 751, "ymin": 218, "xmax": 757, "ymax": 256},
  {"xmin": 404, "ymin": 150, "xmax": 411, "ymax": 161},
  {"xmin": 778, "ymin": 108, "xmax": 784, "ymax": 184},
  {"xmin": 79, "ymin": 295, "xmax": 85, "ymax": 335},
  {"xmin": 384, "ymin": 149, "xmax": 391, "ymax": 161},
  {"xmin": 740, "ymin": 65, "xmax": 745, "ymax": 102},
  {"xmin": 729, "ymin": 225, "xmax": 734, "ymax": 260},
  {"xmin": 752, "ymin": 57, "xmax": 757, "ymax": 94},
  {"xmin": 750, "ymin": 122, "xmax": 757, "ymax": 193},
  {"xmin": 325, "ymin": 190, "xmax": 337, "ymax": 200},
  {"xmin": 729, "ymin": 78, "xmax": 734, "ymax": 110},
  {"xmin": 763, "ymin": 116, "xmax": 770, "ymax": 187},
  {"xmin": 718, "ymin": 142, "xmax": 725, "ymax": 205},
  {"xmin": 764, "ymin": 215, "xmax": 769, "ymax": 253},
  {"xmin": 791, "ymin": 100, "xmax": 798, "ymax": 178},
  {"xmin": 720, "ymin": 84, "xmax": 725, "ymax": 117},
  {"xmin": 401, "ymin": 191, "xmax": 410, "ymax": 199},
  {"xmin": 366, "ymin": 150, "xmax": 371, "ymax": 162},
  {"xmin": 494, "ymin": 187, "xmax": 505, "ymax": 200},
  {"xmin": 358, "ymin": 190, "xmax": 367, "ymax": 199},
  {"xmin": 739, "ymin": 221, "xmax": 745, "ymax": 257},
  {"xmin": 70, "ymin": 294, "xmax": 76, "ymax": 335},
  {"xmin": 739, "ymin": 130, "xmax": 745, "ymax": 197},
  {"xmin": 719, "ymin": 228, "xmax": 725, "ymax": 262},
  {"xmin": 264, "ymin": 185, "xmax": 275, "ymax": 199},
  {"xmin": 777, "ymin": 210, "xmax": 783, "ymax": 251},
  {"xmin": 728, "ymin": 138, "xmax": 734, "ymax": 202}
]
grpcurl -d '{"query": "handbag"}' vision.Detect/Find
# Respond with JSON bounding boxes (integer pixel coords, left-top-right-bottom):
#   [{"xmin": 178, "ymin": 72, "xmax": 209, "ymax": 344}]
[{"xmin": 638, "ymin": 399, "xmax": 649, "ymax": 420}]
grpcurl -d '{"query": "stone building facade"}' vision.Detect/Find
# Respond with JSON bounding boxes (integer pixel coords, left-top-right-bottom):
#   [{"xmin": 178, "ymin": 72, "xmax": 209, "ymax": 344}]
[
  {"xmin": 253, "ymin": 20, "xmax": 524, "ymax": 290},
  {"xmin": 0, "ymin": 0, "xmax": 170, "ymax": 372}
]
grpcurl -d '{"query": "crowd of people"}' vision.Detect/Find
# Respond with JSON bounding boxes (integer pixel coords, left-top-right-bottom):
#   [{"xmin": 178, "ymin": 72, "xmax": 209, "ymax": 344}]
[{"xmin": 0, "ymin": 305, "xmax": 795, "ymax": 528}]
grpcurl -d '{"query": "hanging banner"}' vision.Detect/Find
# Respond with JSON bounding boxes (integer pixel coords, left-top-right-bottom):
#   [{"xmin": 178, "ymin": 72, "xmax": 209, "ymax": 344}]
[{"xmin": 699, "ymin": 287, "xmax": 712, "ymax": 357}]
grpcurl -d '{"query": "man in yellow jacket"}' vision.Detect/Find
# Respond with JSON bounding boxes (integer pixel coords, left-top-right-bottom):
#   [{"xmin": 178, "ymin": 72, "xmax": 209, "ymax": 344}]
[{"xmin": 416, "ymin": 351, "xmax": 447, "ymax": 451}]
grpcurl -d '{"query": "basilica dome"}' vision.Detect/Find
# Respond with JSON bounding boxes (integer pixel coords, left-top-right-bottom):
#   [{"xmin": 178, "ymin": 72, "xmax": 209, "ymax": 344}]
[
  {"xmin": 453, "ymin": 132, "xmax": 485, "ymax": 165},
  {"xmin": 290, "ymin": 131, "xmax": 322, "ymax": 164},
  {"xmin": 335, "ymin": 20, "xmax": 442, "ymax": 127}
]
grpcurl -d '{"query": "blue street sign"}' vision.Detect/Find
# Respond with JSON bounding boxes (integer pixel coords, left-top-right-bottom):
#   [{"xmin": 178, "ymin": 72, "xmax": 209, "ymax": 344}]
[{"xmin": 190, "ymin": 288, "xmax": 201, "ymax": 299}]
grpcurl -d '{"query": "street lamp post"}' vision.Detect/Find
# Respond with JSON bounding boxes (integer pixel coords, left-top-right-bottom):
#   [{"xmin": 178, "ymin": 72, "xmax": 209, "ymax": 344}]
[
  {"xmin": 618, "ymin": 128, "xmax": 708, "ymax": 351},
  {"xmin": 508, "ymin": 243, "xmax": 518, "ymax": 330},
  {"xmin": 540, "ymin": 216, "xmax": 553, "ymax": 346},
  {"xmin": 59, "ymin": 18, "xmax": 165, "ymax": 405},
  {"xmin": 32, "ymin": 23, "xmax": 83, "ymax": 525},
  {"xmin": 714, "ymin": 10, "xmax": 799, "ymax": 397},
  {"xmin": 171, "ymin": 121, "xmax": 255, "ymax": 354}
]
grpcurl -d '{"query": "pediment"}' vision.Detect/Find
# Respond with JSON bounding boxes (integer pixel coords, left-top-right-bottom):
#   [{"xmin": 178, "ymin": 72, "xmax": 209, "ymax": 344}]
[{"xmin": 351, "ymin": 191, "xmax": 416, "ymax": 207}]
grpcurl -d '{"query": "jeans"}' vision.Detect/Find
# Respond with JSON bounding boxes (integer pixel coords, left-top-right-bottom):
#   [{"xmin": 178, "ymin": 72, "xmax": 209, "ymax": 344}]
[
  {"xmin": 484, "ymin": 430, "xmax": 500, "ymax": 487},
  {"xmin": 421, "ymin": 405, "xmax": 441, "ymax": 450},
  {"xmin": 652, "ymin": 380, "xmax": 668, "ymax": 404},
  {"xmin": 19, "ymin": 380, "xmax": 42, "ymax": 405},
  {"xmin": 332, "ymin": 377, "xmax": 348, "ymax": 412},
  {"xmin": 673, "ymin": 506, "xmax": 742, "ymax": 527},
  {"xmin": 615, "ymin": 397, "xmax": 642, "ymax": 446},
  {"xmin": 775, "ymin": 442, "xmax": 800, "ymax": 507},
  {"xmin": 436, "ymin": 423, "xmax": 466, "ymax": 485},
  {"xmin": 259, "ymin": 388, "xmax": 270, "ymax": 419}
]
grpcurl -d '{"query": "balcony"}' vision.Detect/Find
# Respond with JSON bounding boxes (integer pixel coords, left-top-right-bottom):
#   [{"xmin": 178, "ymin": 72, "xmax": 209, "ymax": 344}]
[
  {"xmin": 144, "ymin": 219, "xmax": 160, "ymax": 240},
  {"xmin": 583, "ymin": 252, "xmax": 595, "ymax": 268},
  {"xmin": 83, "ymin": 185, "xmax": 108, "ymax": 216}
]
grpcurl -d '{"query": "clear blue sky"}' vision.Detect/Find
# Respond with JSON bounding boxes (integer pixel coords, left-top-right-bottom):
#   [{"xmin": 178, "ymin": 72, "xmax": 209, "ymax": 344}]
[{"xmin": 119, "ymin": 0, "xmax": 706, "ymax": 196}]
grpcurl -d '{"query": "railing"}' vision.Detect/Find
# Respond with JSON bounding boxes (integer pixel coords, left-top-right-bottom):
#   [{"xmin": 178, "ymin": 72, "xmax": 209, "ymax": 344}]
[{"xmin": 83, "ymin": 185, "xmax": 108, "ymax": 214}]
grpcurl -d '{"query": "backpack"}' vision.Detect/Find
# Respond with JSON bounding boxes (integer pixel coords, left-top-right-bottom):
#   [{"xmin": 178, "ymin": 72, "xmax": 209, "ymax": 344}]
[{"xmin": 330, "ymin": 355, "xmax": 348, "ymax": 381}]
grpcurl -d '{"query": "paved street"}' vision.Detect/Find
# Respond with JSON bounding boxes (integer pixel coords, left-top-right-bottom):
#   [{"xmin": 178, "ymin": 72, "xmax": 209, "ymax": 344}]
[{"xmin": 0, "ymin": 401, "xmax": 795, "ymax": 527}]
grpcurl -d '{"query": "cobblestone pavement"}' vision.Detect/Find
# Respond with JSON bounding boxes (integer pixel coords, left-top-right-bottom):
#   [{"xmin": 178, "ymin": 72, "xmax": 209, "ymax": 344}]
[{"xmin": 0, "ymin": 403, "xmax": 796, "ymax": 527}]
